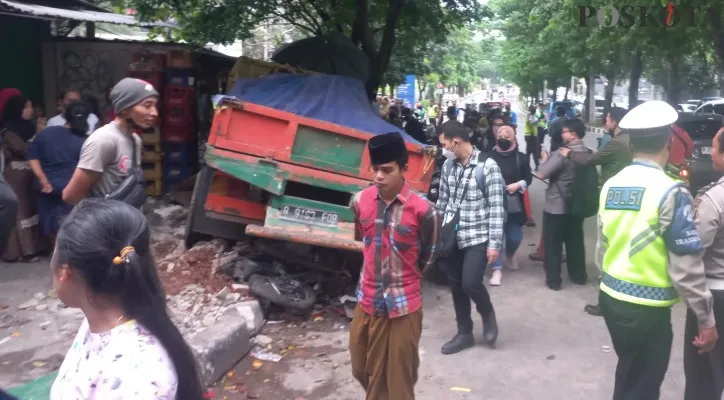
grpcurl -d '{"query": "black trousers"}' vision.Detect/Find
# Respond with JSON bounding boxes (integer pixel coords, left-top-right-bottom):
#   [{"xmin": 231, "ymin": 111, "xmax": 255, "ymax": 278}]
[
  {"xmin": 0, "ymin": 177, "xmax": 17, "ymax": 255},
  {"xmin": 446, "ymin": 242, "xmax": 494, "ymax": 334},
  {"xmin": 542, "ymin": 212, "xmax": 586, "ymax": 285},
  {"xmin": 525, "ymin": 136, "xmax": 540, "ymax": 168},
  {"xmin": 684, "ymin": 289, "xmax": 724, "ymax": 400},
  {"xmin": 600, "ymin": 291, "xmax": 672, "ymax": 400},
  {"xmin": 538, "ymin": 127, "xmax": 548, "ymax": 146}
]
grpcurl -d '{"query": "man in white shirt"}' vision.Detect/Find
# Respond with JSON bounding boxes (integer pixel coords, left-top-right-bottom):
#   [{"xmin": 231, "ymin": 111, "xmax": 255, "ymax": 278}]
[{"xmin": 47, "ymin": 89, "xmax": 99, "ymax": 135}]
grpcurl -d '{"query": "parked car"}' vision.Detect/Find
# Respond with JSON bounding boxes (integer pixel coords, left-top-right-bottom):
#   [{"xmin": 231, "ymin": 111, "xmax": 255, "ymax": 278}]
[
  {"xmin": 695, "ymin": 98, "xmax": 724, "ymax": 116},
  {"xmin": 679, "ymin": 103, "xmax": 697, "ymax": 113},
  {"xmin": 546, "ymin": 100, "xmax": 577, "ymax": 121},
  {"xmin": 701, "ymin": 96, "xmax": 723, "ymax": 105},
  {"xmin": 677, "ymin": 112, "xmax": 724, "ymax": 194}
]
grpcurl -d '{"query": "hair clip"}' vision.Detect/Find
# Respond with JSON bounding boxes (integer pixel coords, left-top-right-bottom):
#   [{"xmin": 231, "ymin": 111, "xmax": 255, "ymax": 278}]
[{"xmin": 112, "ymin": 246, "xmax": 135, "ymax": 265}]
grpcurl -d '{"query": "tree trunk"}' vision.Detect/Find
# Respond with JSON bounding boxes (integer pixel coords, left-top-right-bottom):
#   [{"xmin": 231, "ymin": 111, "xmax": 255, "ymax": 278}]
[
  {"xmin": 603, "ymin": 69, "xmax": 615, "ymax": 123},
  {"xmin": 709, "ymin": 9, "xmax": 724, "ymax": 96},
  {"xmin": 628, "ymin": 49, "xmax": 643, "ymax": 107},
  {"xmin": 564, "ymin": 86, "xmax": 569, "ymax": 100},
  {"xmin": 583, "ymin": 75, "xmax": 591, "ymax": 123},
  {"xmin": 457, "ymin": 85, "xmax": 465, "ymax": 98},
  {"xmin": 390, "ymin": 86, "xmax": 396, "ymax": 98},
  {"xmin": 666, "ymin": 56, "xmax": 680, "ymax": 104},
  {"xmin": 418, "ymin": 81, "xmax": 427, "ymax": 102},
  {"xmin": 354, "ymin": 0, "xmax": 406, "ymax": 100}
]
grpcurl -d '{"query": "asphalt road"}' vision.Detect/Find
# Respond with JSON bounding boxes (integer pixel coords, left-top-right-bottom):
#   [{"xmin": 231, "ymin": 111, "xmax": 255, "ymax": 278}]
[
  {"xmin": 237, "ymin": 102, "xmax": 690, "ymax": 400},
  {"xmin": 0, "ymin": 106, "xmax": 691, "ymax": 399}
]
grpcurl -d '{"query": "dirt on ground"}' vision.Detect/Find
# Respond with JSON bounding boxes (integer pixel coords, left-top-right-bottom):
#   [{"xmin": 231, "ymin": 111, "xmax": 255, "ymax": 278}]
[{"xmin": 210, "ymin": 309, "xmax": 352, "ymax": 400}]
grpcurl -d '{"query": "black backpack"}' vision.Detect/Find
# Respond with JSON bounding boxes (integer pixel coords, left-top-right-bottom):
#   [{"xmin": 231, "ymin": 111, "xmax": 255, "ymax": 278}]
[
  {"xmin": 474, "ymin": 152, "xmax": 508, "ymax": 216},
  {"xmin": 564, "ymin": 149, "xmax": 599, "ymax": 218}
]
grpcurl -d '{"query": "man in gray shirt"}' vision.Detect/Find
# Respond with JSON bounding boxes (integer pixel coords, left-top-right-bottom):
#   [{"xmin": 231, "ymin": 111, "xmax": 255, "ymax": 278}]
[
  {"xmin": 535, "ymin": 118, "xmax": 590, "ymax": 291},
  {"xmin": 63, "ymin": 78, "xmax": 158, "ymax": 204}
]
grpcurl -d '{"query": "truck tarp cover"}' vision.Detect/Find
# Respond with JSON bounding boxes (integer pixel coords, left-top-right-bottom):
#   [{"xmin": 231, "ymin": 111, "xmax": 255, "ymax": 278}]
[{"xmin": 223, "ymin": 74, "xmax": 420, "ymax": 143}]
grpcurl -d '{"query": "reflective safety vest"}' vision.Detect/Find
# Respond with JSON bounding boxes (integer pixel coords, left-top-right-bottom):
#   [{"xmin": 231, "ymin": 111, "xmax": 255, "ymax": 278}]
[
  {"xmin": 598, "ymin": 162, "xmax": 682, "ymax": 307},
  {"xmin": 535, "ymin": 109, "xmax": 547, "ymax": 129}
]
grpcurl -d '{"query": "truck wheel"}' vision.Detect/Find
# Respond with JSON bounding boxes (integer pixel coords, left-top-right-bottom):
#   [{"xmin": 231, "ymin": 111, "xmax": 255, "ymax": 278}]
[
  {"xmin": 249, "ymin": 274, "xmax": 317, "ymax": 311},
  {"xmin": 184, "ymin": 166, "xmax": 212, "ymax": 248}
]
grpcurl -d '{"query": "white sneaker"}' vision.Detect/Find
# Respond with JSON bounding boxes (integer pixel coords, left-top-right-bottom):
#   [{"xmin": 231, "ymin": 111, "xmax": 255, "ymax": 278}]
[
  {"xmin": 506, "ymin": 255, "xmax": 519, "ymax": 270},
  {"xmin": 489, "ymin": 270, "xmax": 503, "ymax": 286}
]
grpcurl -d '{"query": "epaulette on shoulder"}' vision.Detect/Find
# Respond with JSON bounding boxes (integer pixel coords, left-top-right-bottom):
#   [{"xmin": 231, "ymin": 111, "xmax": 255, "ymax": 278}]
[{"xmin": 694, "ymin": 181, "xmax": 718, "ymax": 213}]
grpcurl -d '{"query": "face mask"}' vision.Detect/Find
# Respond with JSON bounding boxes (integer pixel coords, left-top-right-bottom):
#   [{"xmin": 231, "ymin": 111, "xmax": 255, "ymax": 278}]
[
  {"xmin": 497, "ymin": 139, "xmax": 512, "ymax": 150},
  {"xmin": 442, "ymin": 147, "xmax": 456, "ymax": 160}
]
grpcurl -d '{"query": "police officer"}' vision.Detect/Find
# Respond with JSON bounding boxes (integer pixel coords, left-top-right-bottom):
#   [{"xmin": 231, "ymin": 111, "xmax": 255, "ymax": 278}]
[{"xmin": 597, "ymin": 101, "xmax": 718, "ymax": 400}]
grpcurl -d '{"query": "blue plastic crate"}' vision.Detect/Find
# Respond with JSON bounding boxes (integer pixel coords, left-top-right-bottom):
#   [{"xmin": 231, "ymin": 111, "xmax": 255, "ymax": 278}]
[
  {"xmin": 163, "ymin": 163, "xmax": 194, "ymax": 183},
  {"xmin": 162, "ymin": 142, "xmax": 197, "ymax": 165},
  {"xmin": 165, "ymin": 68, "xmax": 196, "ymax": 87}
]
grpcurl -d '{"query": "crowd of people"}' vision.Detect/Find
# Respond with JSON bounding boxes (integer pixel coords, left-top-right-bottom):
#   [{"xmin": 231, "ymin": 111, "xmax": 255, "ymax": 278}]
[
  {"xmin": 349, "ymin": 97, "xmax": 724, "ymax": 400},
  {"xmin": 0, "ymin": 78, "xmax": 209, "ymax": 399}
]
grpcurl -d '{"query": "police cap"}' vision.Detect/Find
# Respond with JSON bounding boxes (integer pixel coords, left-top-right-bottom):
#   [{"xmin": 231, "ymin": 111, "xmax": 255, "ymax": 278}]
[{"xmin": 619, "ymin": 100, "xmax": 678, "ymax": 138}]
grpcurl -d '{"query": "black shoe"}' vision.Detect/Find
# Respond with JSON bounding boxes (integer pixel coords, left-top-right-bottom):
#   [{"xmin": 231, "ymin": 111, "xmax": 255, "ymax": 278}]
[
  {"xmin": 547, "ymin": 282, "xmax": 561, "ymax": 291},
  {"xmin": 584, "ymin": 304, "xmax": 602, "ymax": 317},
  {"xmin": 441, "ymin": 333, "xmax": 475, "ymax": 355},
  {"xmin": 482, "ymin": 310, "xmax": 498, "ymax": 348}
]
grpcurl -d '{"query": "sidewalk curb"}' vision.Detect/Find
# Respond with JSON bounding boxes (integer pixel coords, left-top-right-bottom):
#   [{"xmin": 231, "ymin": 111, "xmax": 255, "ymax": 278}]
[{"xmin": 188, "ymin": 300, "xmax": 264, "ymax": 385}]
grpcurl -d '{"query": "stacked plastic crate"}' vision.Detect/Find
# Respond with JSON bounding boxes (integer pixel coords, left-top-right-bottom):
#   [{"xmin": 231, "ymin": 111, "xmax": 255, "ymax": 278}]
[{"xmin": 162, "ymin": 49, "xmax": 198, "ymax": 192}]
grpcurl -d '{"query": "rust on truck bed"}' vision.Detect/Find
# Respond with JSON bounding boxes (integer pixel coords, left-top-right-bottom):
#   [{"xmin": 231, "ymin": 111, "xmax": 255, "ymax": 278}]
[{"xmin": 245, "ymin": 224, "xmax": 363, "ymax": 252}]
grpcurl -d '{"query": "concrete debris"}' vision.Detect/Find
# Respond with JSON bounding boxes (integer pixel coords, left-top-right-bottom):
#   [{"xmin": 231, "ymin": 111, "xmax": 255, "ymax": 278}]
[
  {"xmin": 235, "ymin": 300, "xmax": 265, "ymax": 334},
  {"xmin": 250, "ymin": 346, "xmax": 283, "ymax": 362},
  {"xmin": 167, "ymin": 283, "xmax": 249, "ymax": 339},
  {"xmin": 156, "ymin": 239, "xmax": 233, "ymax": 296},
  {"xmin": 232, "ymin": 284, "xmax": 250, "ymax": 291},
  {"xmin": 35, "ymin": 304, "xmax": 48, "ymax": 312},
  {"xmin": 39, "ymin": 321, "xmax": 51, "ymax": 330},
  {"xmin": 253, "ymin": 334, "xmax": 273, "ymax": 346},
  {"xmin": 17, "ymin": 298, "xmax": 39, "ymax": 310},
  {"xmin": 215, "ymin": 287, "xmax": 230, "ymax": 300},
  {"xmin": 187, "ymin": 307, "xmax": 251, "ymax": 385},
  {"xmin": 33, "ymin": 292, "xmax": 46, "ymax": 301}
]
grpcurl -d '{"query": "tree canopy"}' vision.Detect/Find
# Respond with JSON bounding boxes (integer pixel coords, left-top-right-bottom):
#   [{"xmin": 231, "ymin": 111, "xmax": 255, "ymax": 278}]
[{"xmin": 129, "ymin": 0, "xmax": 489, "ymax": 99}]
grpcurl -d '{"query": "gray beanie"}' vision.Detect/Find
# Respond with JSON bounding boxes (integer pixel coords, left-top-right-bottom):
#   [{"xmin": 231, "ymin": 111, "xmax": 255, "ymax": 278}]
[{"xmin": 110, "ymin": 78, "xmax": 159, "ymax": 114}]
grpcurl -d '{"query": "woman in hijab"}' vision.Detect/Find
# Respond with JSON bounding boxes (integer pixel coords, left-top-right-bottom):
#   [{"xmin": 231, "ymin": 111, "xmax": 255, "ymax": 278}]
[
  {"xmin": 487, "ymin": 125, "xmax": 532, "ymax": 286},
  {"xmin": 27, "ymin": 101, "xmax": 89, "ymax": 243},
  {"xmin": 0, "ymin": 88, "xmax": 45, "ymax": 262}
]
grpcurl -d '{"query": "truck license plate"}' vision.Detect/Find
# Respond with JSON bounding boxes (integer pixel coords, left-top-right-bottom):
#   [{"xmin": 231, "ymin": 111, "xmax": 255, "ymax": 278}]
[
  {"xmin": 701, "ymin": 146, "xmax": 712, "ymax": 155},
  {"xmin": 280, "ymin": 205, "xmax": 339, "ymax": 226}
]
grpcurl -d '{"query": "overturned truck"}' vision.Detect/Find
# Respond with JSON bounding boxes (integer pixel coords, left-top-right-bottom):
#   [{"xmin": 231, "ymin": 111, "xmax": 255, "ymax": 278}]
[{"xmin": 185, "ymin": 72, "xmax": 436, "ymax": 252}]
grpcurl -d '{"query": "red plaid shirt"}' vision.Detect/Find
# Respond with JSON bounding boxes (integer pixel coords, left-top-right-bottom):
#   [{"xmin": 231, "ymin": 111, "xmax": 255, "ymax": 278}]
[{"xmin": 351, "ymin": 182, "xmax": 440, "ymax": 318}]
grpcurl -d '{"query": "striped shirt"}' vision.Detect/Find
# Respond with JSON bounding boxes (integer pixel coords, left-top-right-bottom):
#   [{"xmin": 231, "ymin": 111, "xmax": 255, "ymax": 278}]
[
  {"xmin": 436, "ymin": 147, "xmax": 506, "ymax": 250},
  {"xmin": 352, "ymin": 182, "xmax": 440, "ymax": 318}
]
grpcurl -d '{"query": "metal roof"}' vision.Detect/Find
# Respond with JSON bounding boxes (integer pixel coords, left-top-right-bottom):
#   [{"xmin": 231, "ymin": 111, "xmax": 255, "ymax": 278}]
[{"xmin": 0, "ymin": 0, "xmax": 176, "ymax": 27}]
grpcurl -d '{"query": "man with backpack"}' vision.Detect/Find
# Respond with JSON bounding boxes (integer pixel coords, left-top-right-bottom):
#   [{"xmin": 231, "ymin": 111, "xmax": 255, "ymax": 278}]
[
  {"xmin": 535, "ymin": 118, "xmax": 598, "ymax": 291},
  {"xmin": 436, "ymin": 121, "xmax": 506, "ymax": 355}
]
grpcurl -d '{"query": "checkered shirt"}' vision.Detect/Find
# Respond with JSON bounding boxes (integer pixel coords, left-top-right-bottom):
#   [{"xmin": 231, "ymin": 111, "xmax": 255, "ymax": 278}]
[
  {"xmin": 435, "ymin": 147, "xmax": 505, "ymax": 250},
  {"xmin": 352, "ymin": 182, "xmax": 440, "ymax": 318}
]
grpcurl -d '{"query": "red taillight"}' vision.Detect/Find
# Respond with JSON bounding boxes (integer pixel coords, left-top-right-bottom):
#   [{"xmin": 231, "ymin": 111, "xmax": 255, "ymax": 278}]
[{"xmin": 679, "ymin": 166, "xmax": 689, "ymax": 180}]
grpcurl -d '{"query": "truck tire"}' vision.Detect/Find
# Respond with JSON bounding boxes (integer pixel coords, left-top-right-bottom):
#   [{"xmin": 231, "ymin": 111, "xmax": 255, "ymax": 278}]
[
  {"xmin": 184, "ymin": 166, "xmax": 212, "ymax": 248},
  {"xmin": 249, "ymin": 274, "xmax": 317, "ymax": 311}
]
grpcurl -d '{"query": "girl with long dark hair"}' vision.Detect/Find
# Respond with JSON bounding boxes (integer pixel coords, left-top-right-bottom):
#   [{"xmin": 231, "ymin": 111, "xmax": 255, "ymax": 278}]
[
  {"xmin": 50, "ymin": 199, "xmax": 204, "ymax": 399},
  {"xmin": 27, "ymin": 101, "xmax": 90, "ymax": 241},
  {"xmin": 0, "ymin": 88, "xmax": 45, "ymax": 262}
]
